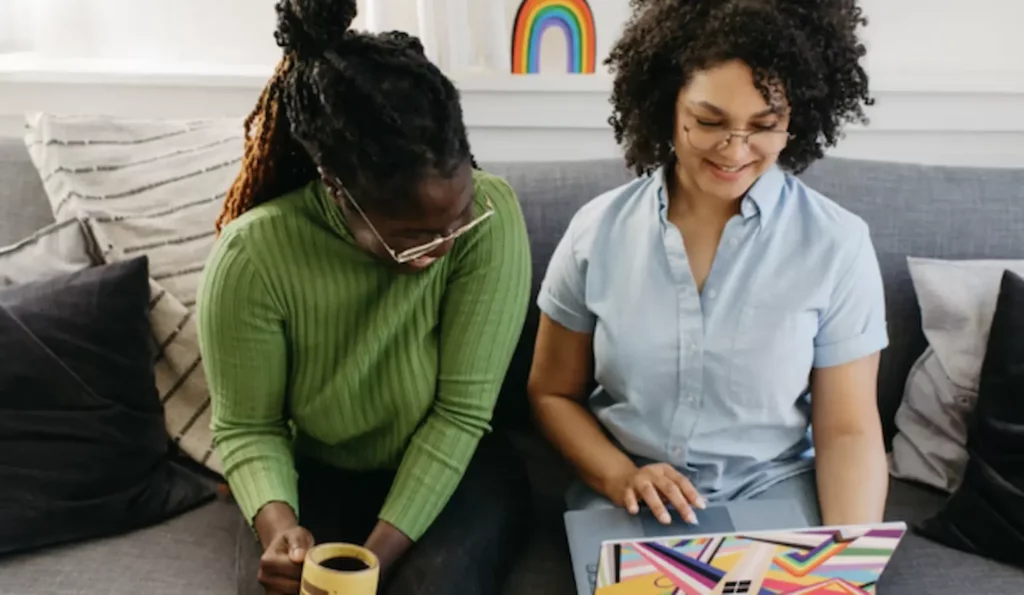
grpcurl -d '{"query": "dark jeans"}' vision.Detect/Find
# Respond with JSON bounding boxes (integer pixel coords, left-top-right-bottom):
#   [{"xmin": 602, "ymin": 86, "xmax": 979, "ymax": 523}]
[{"xmin": 236, "ymin": 433, "xmax": 532, "ymax": 595}]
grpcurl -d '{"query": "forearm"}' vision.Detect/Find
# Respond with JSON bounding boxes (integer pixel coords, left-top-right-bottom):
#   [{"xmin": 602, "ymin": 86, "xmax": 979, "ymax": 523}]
[
  {"xmin": 814, "ymin": 432, "xmax": 888, "ymax": 525},
  {"xmin": 215, "ymin": 425, "xmax": 299, "ymax": 531},
  {"xmin": 532, "ymin": 395, "xmax": 637, "ymax": 503}
]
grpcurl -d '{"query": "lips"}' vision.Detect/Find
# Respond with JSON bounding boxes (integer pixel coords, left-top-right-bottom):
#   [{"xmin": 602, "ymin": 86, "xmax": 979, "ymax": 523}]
[{"xmin": 704, "ymin": 159, "xmax": 755, "ymax": 181}]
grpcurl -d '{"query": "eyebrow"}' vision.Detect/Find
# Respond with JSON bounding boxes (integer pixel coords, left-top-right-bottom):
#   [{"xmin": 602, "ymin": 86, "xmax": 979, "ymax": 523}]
[{"xmin": 692, "ymin": 101, "xmax": 783, "ymax": 118}]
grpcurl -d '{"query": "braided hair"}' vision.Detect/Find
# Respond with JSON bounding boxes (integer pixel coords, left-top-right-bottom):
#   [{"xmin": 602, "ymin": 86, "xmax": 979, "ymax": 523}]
[{"xmin": 216, "ymin": 0, "xmax": 476, "ymax": 231}]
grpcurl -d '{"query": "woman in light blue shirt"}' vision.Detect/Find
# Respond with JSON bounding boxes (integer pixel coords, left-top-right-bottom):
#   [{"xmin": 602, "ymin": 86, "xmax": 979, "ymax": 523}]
[{"xmin": 528, "ymin": 0, "xmax": 888, "ymax": 529}]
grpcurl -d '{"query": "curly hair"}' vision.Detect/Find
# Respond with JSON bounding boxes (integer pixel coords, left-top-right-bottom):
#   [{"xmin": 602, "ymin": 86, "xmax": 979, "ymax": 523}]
[
  {"xmin": 605, "ymin": 0, "xmax": 873, "ymax": 176},
  {"xmin": 216, "ymin": 0, "xmax": 475, "ymax": 231}
]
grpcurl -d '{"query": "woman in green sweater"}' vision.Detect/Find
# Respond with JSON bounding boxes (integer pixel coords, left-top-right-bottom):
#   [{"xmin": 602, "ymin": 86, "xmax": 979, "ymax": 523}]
[{"xmin": 196, "ymin": 1, "xmax": 532, "ymax": 594}]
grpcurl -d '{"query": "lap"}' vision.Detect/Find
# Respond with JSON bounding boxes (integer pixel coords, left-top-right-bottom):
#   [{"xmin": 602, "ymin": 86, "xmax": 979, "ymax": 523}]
[
  {"xmin": 234, "ymin": 432, "xmax": 531, "ymax": 595},
  {"xmin": 746, "ymin": 469, "xmax": 823, "ymax": 527}
]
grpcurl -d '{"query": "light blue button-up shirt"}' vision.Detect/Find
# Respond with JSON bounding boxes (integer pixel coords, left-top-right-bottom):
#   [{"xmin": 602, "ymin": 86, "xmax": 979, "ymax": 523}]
[{"xmin": 538, "ymin": 164, "xmax": 888, "ymax": 504}]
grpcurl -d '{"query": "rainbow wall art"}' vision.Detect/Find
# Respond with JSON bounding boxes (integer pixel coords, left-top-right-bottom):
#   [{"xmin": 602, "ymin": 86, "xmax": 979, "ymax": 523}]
[{"xmin": 511, "ymin": 0, "xmax": 597, "ymax": 74}]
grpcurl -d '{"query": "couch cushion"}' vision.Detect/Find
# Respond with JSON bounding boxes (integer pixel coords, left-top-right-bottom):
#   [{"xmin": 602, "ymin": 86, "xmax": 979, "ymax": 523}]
[
  {"xmin": 0, "ymin": 218, "xmax": 100, "ymax": 286},
  {"xmin": 914, "ymin": 269, "xmax": 1024, "ymax": 569},
  {"xmin": 891, "ymin": 257, "xmax": 1024, "ymax": 493},
  {"xmin": 0, "ymin": 137, "xmax": 54, "ymax": 247},
  {"xmin": 0, "ymin": 257, "xmax": 214, "ymax": 555},
  {"xmin": 22, "ymin": 113, "xmax": 247, "ymax": 474},
  {"xmin": 0, "ymin": 498, "xmax": 238, "ymax": 595}
]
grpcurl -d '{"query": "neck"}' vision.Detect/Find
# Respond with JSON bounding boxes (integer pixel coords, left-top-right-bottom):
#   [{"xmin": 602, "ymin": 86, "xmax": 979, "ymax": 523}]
[{"xmin": 667, "ymin": 161, "xmax": 740, "ymax": 223}]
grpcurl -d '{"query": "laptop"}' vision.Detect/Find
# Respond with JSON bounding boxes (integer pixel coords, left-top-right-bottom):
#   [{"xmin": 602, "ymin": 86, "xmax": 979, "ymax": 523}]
[
  {"xmin": 593, "ymin": 520, "xmax": 908, "ymax": 594},
  {"xmin": 565, "ymin": 500, "xmax": 865, "ymax": 595}
]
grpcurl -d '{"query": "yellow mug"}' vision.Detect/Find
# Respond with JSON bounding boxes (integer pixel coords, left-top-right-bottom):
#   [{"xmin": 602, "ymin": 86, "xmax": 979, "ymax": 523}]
[{"xmin": 301, "ymin": 543, "xmax": 380, "ymax": 595}]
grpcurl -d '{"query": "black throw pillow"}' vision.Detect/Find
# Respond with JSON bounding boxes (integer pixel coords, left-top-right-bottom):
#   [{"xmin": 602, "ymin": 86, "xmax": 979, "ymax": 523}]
[
  {"xmin": 915, "ymin": 268, "xmax": 1024, "ymax": 568},
  {"xmin": 0, "ymin": 256, "xmax": 214, "ymax": 555}
]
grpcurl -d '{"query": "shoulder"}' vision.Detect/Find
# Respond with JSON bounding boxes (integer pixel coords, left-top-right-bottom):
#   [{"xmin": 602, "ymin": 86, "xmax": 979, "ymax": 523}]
[
  {"xmin": 561, "ymin": 174, "xmax": 657, "ymax": 254},
  {"xmin": 202, "ymin": 184, "xmax": 315, "ymax": 293},
  {"xmin": 216, "ymin": 184, "xmax": 312, "ymax": 247},
  {"xmin": 209, "ymin": 184, "xmax": 316, "ymax": 266},
  {"xmin": 466, "ymin": 169, "xmax": 528, "ymax": 246},
  {"xmin": 780, "ymin": 172, "xmax": 871, "ymax": 259}
]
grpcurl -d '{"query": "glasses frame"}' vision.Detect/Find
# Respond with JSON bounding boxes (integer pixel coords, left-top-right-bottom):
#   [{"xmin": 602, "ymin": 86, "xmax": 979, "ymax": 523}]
[
  {"xmin": 682, "ymin": 124, "xmax": 794, "ymax": 155},
  {"xmin": 326, "ymin": 175, "xmax": 495, "ymax": 264}
]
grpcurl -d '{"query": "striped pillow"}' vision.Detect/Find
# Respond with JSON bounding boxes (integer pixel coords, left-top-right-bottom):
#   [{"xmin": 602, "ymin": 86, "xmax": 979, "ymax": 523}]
[{"xmin": 24, "ymin": 113, "xmax": 246, "ymax": 474}]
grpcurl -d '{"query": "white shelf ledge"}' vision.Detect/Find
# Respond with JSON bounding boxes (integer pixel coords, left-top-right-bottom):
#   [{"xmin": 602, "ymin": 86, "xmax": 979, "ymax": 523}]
[{"xmin": 2, "ymin": 53, "xmax": 1023, "ymax": 96}]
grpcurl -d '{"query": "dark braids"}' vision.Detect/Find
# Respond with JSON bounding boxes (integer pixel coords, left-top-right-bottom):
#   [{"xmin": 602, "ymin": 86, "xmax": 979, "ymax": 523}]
[
  {"xmin": 217, "ymin": 0, "xmax": 476, "ymax": 232},
  {"xmin": 605, "ymin": 0, "xmax": 873, "ymax": 176}
]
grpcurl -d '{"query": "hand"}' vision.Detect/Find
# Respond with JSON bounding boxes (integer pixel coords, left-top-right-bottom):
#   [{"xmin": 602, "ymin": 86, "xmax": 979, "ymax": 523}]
[
  {"xmin": 258, "ymin": 525, "xmax": 315, "ymax": 595},
  {"xmin": 611, "ymin": 463, "xmax": 706, "ymax": 525}
]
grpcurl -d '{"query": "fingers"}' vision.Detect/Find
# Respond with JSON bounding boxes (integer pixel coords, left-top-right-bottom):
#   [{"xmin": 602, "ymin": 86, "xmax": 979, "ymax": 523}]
[
  {"xmin": 284, "ymin": 529, "xmax": 313, "ymax": 564},
  {"xmin": 665, "ymin": 466, "xmax": 706, "ymax": 510},
  {"xmin": 261, "ymin": 554, "xmax": 303, "ymax": 581},
  {"xmin": 655, "ymin": 476, "xmax": 696, "ymax": 525},
  {"xmin": 624, "ymin": 487, "xmax": 640, "ymax": 515},
  {"xmin": 637, "ymin": 480, "xmax": 671, "ymax": 525}
]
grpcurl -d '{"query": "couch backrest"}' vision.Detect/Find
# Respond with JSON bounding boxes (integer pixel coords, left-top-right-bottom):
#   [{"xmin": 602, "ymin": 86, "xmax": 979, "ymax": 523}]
[
  {"xmin": 5, "ymin": 136, "xmax": 1024, "ymax": 444},
  {"xmin": 484, "ymin": 157, "xmax": 1024, "ymax": 444},
  {"xmin": 0, "ymin": 138, "xmax": 54, "ymax": 247}
]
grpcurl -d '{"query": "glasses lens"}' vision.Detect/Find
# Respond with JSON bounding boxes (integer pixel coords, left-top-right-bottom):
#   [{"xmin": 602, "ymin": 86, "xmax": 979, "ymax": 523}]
[
  {"xmin": 686, "ymin": 127, "xmax": 729, "ymax": 151},
  {"xmin": 687, "ymin": 127, "xmax": 789, "ymax": 155},
  {"xmin": 749, "ymin": 131, "xmax": 789, "ymax": 155}
]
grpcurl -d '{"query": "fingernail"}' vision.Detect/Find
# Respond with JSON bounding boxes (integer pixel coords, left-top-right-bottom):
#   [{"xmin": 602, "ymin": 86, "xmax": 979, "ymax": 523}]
[
  {"xmin": 687, "ymin": 514, "xmax": 698, "ymax": 525},
  {"xmin": 695, "ymin": 497, "xmax": 707, "ymax": 509},
  {"xmin": 659, "ymin": 513, "xmax": 671, "ymax": 524}
]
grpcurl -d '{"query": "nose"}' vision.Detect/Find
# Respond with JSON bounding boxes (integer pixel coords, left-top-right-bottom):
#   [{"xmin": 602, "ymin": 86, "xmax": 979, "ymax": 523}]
[{"xmin": 719, "ymin": 134, "xmax": 751, "ymax": 161}]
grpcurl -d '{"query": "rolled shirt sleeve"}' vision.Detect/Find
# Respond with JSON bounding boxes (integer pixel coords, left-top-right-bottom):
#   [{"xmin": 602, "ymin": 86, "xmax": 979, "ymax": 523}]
[
  {"xmin": 813, "ymin": 221, "xmax": 889, "ymax": 368},
  {"xmin": 537, "ymin": 217, "xmax": 596, "ymax": 333}
]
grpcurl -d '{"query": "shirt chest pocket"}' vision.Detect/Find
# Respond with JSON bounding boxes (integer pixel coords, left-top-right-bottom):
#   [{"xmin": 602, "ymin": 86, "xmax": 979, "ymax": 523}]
[{"xmin": 727, "ymin": 305, "xmax": 818, "ymax": 411}]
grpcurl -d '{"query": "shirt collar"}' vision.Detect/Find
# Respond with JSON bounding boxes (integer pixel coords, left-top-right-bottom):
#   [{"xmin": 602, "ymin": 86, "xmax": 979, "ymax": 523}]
[{"xmin": 653, "ymin": 163, "xmax": 787, "ymax": 226}]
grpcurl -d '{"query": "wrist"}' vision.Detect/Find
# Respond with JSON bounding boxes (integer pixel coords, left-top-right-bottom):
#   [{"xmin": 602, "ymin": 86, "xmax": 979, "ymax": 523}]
[
  {"xmin": 254, "ymin": 501, "xmax": 299, "ymax": 549},
  {"xmin": 594, "ymin": 459, "xmax": 639, "ymax": 506},
  {"xmin": 364, "ymin": 520, "xmax": 413, "ymax": 574}
]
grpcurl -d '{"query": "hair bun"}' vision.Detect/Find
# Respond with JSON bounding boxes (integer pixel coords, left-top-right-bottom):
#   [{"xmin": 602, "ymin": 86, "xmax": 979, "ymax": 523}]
[{"xmin": 274, "ymin": 0, "xmax": 358, "ymax": 57}]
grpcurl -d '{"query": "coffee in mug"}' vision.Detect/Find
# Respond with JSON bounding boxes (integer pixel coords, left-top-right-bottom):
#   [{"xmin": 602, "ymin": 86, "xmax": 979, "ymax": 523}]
[{"xmin": 301, "ymin": 543, "xmax": 379, "ymax": 595}]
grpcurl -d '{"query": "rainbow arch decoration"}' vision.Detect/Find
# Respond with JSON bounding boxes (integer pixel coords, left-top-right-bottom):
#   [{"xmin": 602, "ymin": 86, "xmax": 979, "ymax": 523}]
[{"xmin": 511, "ymin": 0, "xmax": 597, "ymax": 74}]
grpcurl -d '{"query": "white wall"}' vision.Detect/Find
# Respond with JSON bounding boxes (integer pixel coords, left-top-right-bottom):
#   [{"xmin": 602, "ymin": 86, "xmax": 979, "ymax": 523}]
[{"xmin": 0, "ymin": 0, "xmax": 1022, "ymax": 167}]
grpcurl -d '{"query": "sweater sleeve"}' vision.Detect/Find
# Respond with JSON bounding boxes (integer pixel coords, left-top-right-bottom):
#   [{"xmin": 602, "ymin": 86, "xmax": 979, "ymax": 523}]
[
  {"xmin": 377, "ymin": 174, "xmax": 532, "ymax": 540},
  {"xmin": 196, "ymin": 226, "xmax": 298, "ymax": 526}
]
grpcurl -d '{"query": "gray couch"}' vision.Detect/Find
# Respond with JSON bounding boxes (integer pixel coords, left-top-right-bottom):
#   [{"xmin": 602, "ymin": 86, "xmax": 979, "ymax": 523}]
[{"xmin": 1, "ymin": 134, "xmax": 1023, "ymax": 594}]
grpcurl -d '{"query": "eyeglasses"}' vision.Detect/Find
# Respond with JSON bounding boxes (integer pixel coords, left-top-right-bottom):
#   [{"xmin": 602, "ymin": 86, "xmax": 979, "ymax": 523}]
[
  {"xmin": 328, "ymin": 177, "xmax": 495, "ymax": 264},
  {"xmin": 682, "ymin": 124, "xmax": 793, "ymax": 155}
]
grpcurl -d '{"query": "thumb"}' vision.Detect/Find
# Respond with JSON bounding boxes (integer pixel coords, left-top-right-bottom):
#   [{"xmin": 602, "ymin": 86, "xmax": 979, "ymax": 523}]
[{"xmin": 286, "ymin": 531, "xmax": 313, "ymax": 564}]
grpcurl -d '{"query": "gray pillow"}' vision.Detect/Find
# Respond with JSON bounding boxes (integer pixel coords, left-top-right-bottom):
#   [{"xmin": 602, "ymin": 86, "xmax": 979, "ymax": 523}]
[
  {"xmin": 889, "ymin": 256, "xmax": 1024, "ymax": 492},
  {"xmin": 0, "ymin": 219, "xmax": 100, "ymax": 287}
]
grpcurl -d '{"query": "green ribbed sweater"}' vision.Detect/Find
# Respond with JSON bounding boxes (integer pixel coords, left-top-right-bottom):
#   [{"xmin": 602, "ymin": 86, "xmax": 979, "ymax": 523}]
[{"xmin": 196, "ymin": 171, "xmax": 531, "ymax": 540}]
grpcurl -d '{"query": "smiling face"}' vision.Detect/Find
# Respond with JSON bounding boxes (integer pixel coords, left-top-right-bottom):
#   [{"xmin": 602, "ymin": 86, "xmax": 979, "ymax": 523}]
[
  {"xmin": 673, "ymin": 60, "xmax": 791, "ymax": 203},
  {"xmin": 333, "ymin": 160, "xmax": 476, "ymax": 273}
]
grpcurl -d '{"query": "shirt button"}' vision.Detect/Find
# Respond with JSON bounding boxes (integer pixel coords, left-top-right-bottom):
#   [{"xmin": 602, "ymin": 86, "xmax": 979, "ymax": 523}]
[
  {"xmin": 671, "ymin": 446, "xmax": 683, "ymax": 456},
  {"xmin": 708, "ymin": 289, "xmax": 718, "ymax": 299},
  {"xmin": 730, "ymin": 238, "xmax": 739, "ymax": 247}
]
